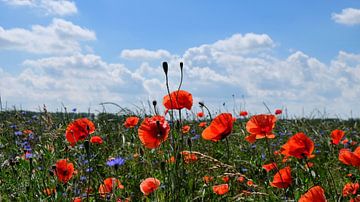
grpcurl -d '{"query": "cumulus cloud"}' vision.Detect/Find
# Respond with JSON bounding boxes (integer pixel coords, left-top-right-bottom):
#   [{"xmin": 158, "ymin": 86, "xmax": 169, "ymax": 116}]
[
  {"xmin": 1, "ymin": 33, "xmax": 360, "ymax": 117},
  {"xmin": 121, "ymin": 49, "xmax": 172, "ymax": 60},
  {"xmin": 0, "ymin": 18, "xmax": 96, "ymax": 54},
  {"xmin": 2, "ymin": 0, "xmax": 77, "ymax": 16},
  {"xmin": 332, "ymin": 8, "xmax": 360, "ymax": 25}
]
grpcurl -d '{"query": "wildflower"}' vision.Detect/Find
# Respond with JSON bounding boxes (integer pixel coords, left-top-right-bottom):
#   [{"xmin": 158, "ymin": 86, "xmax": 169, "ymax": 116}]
[
  {"xmin": 163, "ymin": 90, "xmax": 193, "ymax": 110},
  {"xmin": 203, "ymin": 176, "xmax": 214, "ymax": 184},
  {"xmin": 90, "ymin": 136, "xmax": 103, "ymax": 144},
  {"xmin": 197, "ymin": 112, "xmax": 204, "ymax": 118},
  {"xmin": 270, "ymin": 166, "xmax": 292, "ymax": 188},
  {"xmin": 65, "ymin": 118, "xmax": 95, "ymax": 146},
  {"xmin": 275, "ymin": 109, "xmax": 282, "ymax": 115},
  {"xmin": 298, "ymin": 186, "xmax": 326, "ymax": 202},
  {"xmin": 331, "ymin": 129, "xmax": 345, "ymax": 145},
  {"xmin": 99, "ymin": 177, "xmax": 124, "ymax": 197},
  {"xmin": 138, "ymin": 115, "xmax": 170, "ymax": 149},
  {"xmin": 182, "ymin": 125, "xmax": 191, "ymax": 134},
  {"xmin": 124, "ymin": 116, "xmax": 139, "ymax": 128},
  {"xmin": 245, "ymin": 114, "xmax": 276, "ymax": 143},
  {"xmin": 140, "ymin": 177, "xmax": 161, "ymax": 196},
  {"xmin": 338, "ymin": 146, "xmax": 360, "ymax": 167},
  {"xmin": 262, "ymin": 162, "xmax": 277, "ymax": 172},
  {"xmin": 198, "ymin": 122, "xmax": 207, "ymax": 128},
  {"xmin": 343, "ymin": 182, "xmax": 359, "ymax": 197},
  {"xmin": 106, "ymin": 157, "xmax": 126, "ymax": 168},
  {"xmin": 222, "ymin": 176, "xmax": 230, "ymax": 183},
  {"xmin": 43, "ymin": 188, "xmax": 56, "ymax": 196},
  {"xmin": 73, "ymin": 197, "xmax": 82, "ymax": 202},
  {"xmin": 23, "ymin": 129, "xmax": 33, "ymax": 135},
  {"xmin": 280, "ymin": 133, "xmax": 315, "ymax": 159},
  {"xmin": 239, "ymin": 111, "xmax": 248, "ymax": 117},
  {"xmin": 166, "ymin": 156, "xmax": 176, "ymax": 163},
  {"xmin": 212, "ymin": 184, "xmax": 229, "ymax": 195},
  {"xmin": 181, "ymin": 151, "xmax": 198, "ymax": 163},
  {"xmin": 202, "ymin": 113, "xmax": 234, "ymax": 142},
  {"xmin": 237, "ymin": 176, "xmax": 245, "ymax": 183},
  {"xmin": 247, "ymin": 180, "xmax": 254, "ymax": 186},
  {"xmin": 55, "ymin": 159, "xmax": 74, "ymax": 183}
]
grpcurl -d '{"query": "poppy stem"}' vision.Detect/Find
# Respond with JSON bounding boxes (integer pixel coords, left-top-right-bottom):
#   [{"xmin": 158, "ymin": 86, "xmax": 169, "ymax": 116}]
[
  {"xmin": 303, "ymin": 157, "xmax": 317, "ymax": 186},
  {"xmin": 225, "ymin": 137, "xmax": 230, "ymax": 163}
]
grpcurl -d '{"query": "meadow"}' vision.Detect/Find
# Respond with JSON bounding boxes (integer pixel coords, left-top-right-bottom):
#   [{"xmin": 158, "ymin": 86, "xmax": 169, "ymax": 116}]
[{"xmin": 0, "ymin": 62, "xmax": 359, "ymax": 202}]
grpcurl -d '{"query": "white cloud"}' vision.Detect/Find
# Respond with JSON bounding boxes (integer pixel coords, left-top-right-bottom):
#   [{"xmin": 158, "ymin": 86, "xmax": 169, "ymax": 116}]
[
  {"xmin": 1, "ymin": 33, "xmax": 360, "ymax": 117},
  {"xmin": 121, "ymin": 49, "xmax": 172, "ymax": 60},
  {"xmin": 0, "ymin": 18, "xmax": 96, "ymax": 54},
  {"xmin": 332, "ymin": 8, "xmax": 360, "ymax": 25},
  {"xmin": 2, "ymin": 0, "xmax": 77, "ymax": 16}
]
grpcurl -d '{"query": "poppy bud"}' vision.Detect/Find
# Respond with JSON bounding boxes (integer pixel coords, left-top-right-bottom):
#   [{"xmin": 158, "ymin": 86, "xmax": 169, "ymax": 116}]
[
  {"xmin": 139, "ymin": 148, "xmax": 144, "ymax": 156},
  {"xmin": 180, "ymin": 62, "xmax": 183, "ymax": 71},
  {"xmin": 199, "ymin": 102, "xmax": 204, "ymax": 107},
  {"xmin": 160, "ymin": 161, "xmax": 166, "ymax": 171},
  {"xmin": 152, "ymin": 100, "xmax": 157, "ymax": 107},
  {"xmin": 162, "ymin": 62, "xmax": 168, "ymax": 75},
  {"xmin": 84, "ymin": 140, "xmax": 90, "ymax": 155},
  {"xmin": 187, "ymin": 137, "xmax": 192, "ymax": 148}
]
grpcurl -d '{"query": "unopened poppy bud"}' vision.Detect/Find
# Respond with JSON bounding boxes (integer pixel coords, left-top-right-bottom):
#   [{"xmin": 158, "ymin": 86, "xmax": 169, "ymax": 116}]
[
  {"xmin": 160, "ymin": 161, "xmax": 166, "ymax": 171},
  {"xmin": 199, "ymin": 102, "xmax": 204, "ymax": 107},
  {"xmin": 187, "ymin": 137, "xmax": 192, "ymax": 148},
  {"xmin": 84, "ymin": 140, "xmax": 90, "ymax": 154},
  {"xmin": 162, "ymin": 62, "xmax": 168, "ymax": 75},
  {"xmin": 152, "ymin": 100, "xmax": 157, "ymax": 107},
  {"xmin": 180, "ymin": 62, "xmax": 183, "ymax": 71}
]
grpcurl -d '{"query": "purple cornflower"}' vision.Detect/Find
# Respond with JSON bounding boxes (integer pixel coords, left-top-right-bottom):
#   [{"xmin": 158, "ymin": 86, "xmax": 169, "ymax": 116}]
[
  {"xmin": 191, "ymin": 134, "xmax": 200, "ymax": 140},
  {"xmin": 106, "ymin": 157, "xmax": 125, "ymax": 167}
]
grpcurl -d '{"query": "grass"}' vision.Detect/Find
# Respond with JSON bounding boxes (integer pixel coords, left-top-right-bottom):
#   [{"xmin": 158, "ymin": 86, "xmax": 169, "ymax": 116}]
[{"xmin": 0, "ymin": 108, "xmax": 359, "ymax": 201}]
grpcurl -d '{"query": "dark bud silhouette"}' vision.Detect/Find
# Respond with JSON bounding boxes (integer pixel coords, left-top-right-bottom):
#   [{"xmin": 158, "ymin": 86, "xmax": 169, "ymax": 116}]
[{"xmin": 162, "ymin": 62, "xmax": 168, "ymax": 75}]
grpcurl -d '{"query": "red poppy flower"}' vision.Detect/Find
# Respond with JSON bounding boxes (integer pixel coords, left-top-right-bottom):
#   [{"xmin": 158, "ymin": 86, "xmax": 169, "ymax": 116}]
[
  {"xmin": 222, "ymin": 176, "xmax": 230, "ymax": 183},
  {"xmin": 212, "ymin": 184, "xmax": 229, "ymax": 195},
  {"xmin": 73, "ymin": 197, "xmax": 82, "ymax": 202},
  {"xmin": 140, "ymin": 178, "xmax": 161, "ymax": 196},
  {"xmin": 280, "ymin": 133, "xmax": 314, "ymax": 159},
  {"xmin": 240, "ymin": 111, "xmax": 248, "ymax": 117},
  {"xmin": 275, "ymin": 109, "xmax": 282, "ymax": 115},
  {"xmin": 262, "ymin": 162, "xmax": 278, "ymax": 172},
  {"xmin": 90, "ymin": 136, "xmax": 103, "ymax": 144},
  {"xmin": 138, "ymin": 115, "xmax": 170, "ymax": 149},
  {"xmin": 98, "ymin": 177, "xmax": 124, "ymax": 197},
  {"xmin": 197, "ymin": 112, "xmax": 204, "ymax": 118},
  {"xmin": 23, "ymin": 129, "xmax": 34, "ymax": 135},
  {"xmin": 163, "ymin": 90, "xmax": 193, "ymax": 110},
  {"xmin": 339, "ymin": 146, "xmax": 360, "ymax": 167},
  {"xmin": 55, "ymin": 159, "xmax": 74, "ymax": 183},
  {"xmin": 198, "ymin": 122, "xmax": 207, "ymax": 128},
  {"xmin": 330, "ymin": 129, "xmax": 345, "ymax": 145},
  {"xmin": 124, "ymin": 116, "xmax": 139, "ymax": 128},
  {"xmin": 270, "ymin": 166, "xmax": 292, "ymax": 188},
  {"xmin": 65, "ymin": 118, "xmax": 95, "ymax": 146},
  {"xmin": 298, "ymin": 186, "xmax": 326, "ymax": 202},
  {"xmin": 247, "ymin": 180, "xmax": 254, "ymax": 186},
  {"xmin": 203, "ymin": 176, "xmax": 214, "ymax": 184},
  {"xmin": 182, "ymin": 125, "xmax": 190, "ymax": 134},
  {"xmin": 245, "ymin": 114, "xmax": 276, "ymax": 143},
  {"xmin": 343, "ymin": 182, "xmax": 359, "ymax": 197},
  {"xmin": 181, "ymin": 151, "xmax": 198, "ymax": 163},
  {"xmin": 202, "ymin": 113, "xmax": 234, "ymax": 142},
  {"xmin": 237, "ymin": 176, "xmax": 245, "ymax": 183}
]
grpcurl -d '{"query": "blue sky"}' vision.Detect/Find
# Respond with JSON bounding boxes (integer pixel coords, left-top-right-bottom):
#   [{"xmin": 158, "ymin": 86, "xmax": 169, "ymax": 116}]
[{"xmin": 0, "ymin": 0, "xmax": 360, "ymax": 117}]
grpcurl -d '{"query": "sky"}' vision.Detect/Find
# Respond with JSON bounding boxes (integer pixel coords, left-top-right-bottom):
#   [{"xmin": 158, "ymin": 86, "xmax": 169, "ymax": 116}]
[{"xmin": 0, "ymin": 0, "xmax": 360, "ymax": 118}]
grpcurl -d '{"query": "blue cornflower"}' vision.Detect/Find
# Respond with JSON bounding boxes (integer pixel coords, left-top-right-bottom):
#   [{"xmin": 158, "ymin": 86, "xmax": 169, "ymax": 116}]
[
  {"xmin": 191, "ymin": 134, "xmax": 200, "ymax": 140},
  {"xmin": 14, "ymin": 131, "xmax": 22, "ymax": 136},
  {"xmin": 106, "ymin": 157, "xmax": 126, "ymax": 167}
]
